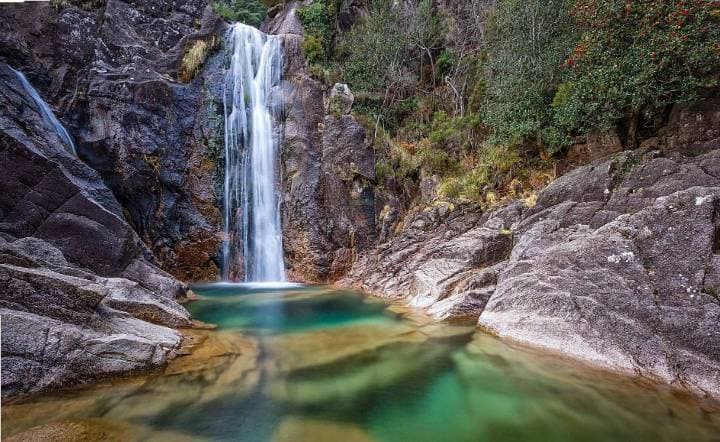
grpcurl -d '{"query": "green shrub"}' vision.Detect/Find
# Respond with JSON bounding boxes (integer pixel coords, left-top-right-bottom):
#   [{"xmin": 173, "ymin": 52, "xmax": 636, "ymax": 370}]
[
  {"xmin": 436, "ymin": 49, "xmax": 454, "ymax": 79},
  {"xmin": 296, "ymin": 0, "xmax": 338, "ymax": 63},
  {"xmin": 415, "ymin": 139, "xmax": 459, "ymax": 176},
  {"xmin": 553, "ymin": 0, "xmax": 720, "ymax": 145},
  {"xmin": 483, "ymin": 0, "xmax": 577, "ymax": 153},
  {"xmin": 213, "ymin": 0, "xmax": 267, "ymax": 27},
  {"xmin": 302, "ymin": 35, "xmax": 325, "ymax": 64},
  {"xmin": 428, "ymin": 111, "xmax": 484, "ymax": 153}
]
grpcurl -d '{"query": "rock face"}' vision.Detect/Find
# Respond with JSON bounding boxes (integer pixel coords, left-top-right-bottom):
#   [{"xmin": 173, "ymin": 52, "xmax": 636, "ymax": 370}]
[
  {"xmin": 0, "ymin": 63, "xmax": 190, "ymax": 398},
  {"xmin": 268, "ymin": 5, "xmax": 376, "ymax": 281},
  {"xmin": 0, "ymin": 0, "xmax": 226, "ymax": 281},
  {"xmin": 343, "ymin": 110, "xmax": 720, "ymax": 396}
]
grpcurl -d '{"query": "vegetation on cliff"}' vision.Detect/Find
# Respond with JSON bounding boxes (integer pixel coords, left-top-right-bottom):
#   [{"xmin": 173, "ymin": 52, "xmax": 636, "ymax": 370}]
[
  {"xmin": 304, "ymin": 0, "xmax": 720, "ymax": 206},
  {"xmin": 213, "ymin": 0, "xmax": 269, "ymax": 27}
]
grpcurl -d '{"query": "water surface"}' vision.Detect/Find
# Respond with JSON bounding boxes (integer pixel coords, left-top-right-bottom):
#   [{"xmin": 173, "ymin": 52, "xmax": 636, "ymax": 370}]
[{"xmin": 4, "ymin": 285, "xmax": 720, "ymax": 441}]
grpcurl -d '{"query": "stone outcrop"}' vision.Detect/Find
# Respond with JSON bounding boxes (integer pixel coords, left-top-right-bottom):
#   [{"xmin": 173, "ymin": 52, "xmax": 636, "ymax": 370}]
[
  {"xmin": 0, "ymin": 62, "xmax": 191, "ymax": 398},
  {"xmin": 269, "ymin": 4, "xmax": 376, "ymax": 281},
  {"xmin": 343, "ymin": 108, "xmax": 720, "ymax": 397},
  {"xmin": 0, "ymin": 0, "xmax": 226, "ymax": 281}
]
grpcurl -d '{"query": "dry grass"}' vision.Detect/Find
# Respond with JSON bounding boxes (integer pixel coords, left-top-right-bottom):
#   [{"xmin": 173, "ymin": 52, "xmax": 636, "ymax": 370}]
[{"xmin": 179, "ymin": 37, "xmax": 217, "ymax": 83}]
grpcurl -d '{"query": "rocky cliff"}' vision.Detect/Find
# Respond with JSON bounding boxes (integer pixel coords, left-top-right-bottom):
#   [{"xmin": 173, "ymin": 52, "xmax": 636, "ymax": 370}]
[
  {"xmin": 0, "ymin": 0, "xmax": 226, "ymax": 281},
  {"xmin": 342, "ymin": 100, "xmax": 720, "ymax": 397},
  {"xmin": 0, "ymin": 62, "xmax": 192, "ymax": 397},
  {"xmin": 265, "ymin": 4, "xmax": 376, "ymax": 282}
]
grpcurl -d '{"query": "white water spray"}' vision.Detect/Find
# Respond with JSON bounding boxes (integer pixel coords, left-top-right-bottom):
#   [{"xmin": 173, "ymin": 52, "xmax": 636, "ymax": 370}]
[
  {"xmin": 222, "ymin": 23, "xmax": 285, "ymax": 282},
  {"xmin": 9, "ymin": 67, "xmax": 77, "ymax": 156}
]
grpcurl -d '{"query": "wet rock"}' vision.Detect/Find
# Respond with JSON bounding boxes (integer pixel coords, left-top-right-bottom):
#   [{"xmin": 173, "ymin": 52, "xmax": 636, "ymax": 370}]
[
  {"xmin": 341, "ymin": 202, "xmax": 513, "ymax": 321},
  {"xmin": 480, "ymin": 186, "xmax": 720, "ymax": 396},
  {"xmin": 102, "ymin": 278, "xmax": 192, "ymax": 328},
  {"xmin": 278, "ymin": 25, "xmax": 375, "ymax": 282},
  {"xmin": 4, "ymin": 418, "xmax": 203, "ymax": 442},
  {"xmin": 264, "ymin": 325, "xmax": 455, "ymax": 407},
  {"xmin": 264, "ymin": 322, "xmax": 422, "ymax": 373},
  {"xmin": 101, "ymin": 329, "xmax": 260, "ymax": 422},
  {"xmin": 1, "ymin": 308, "xmax": 181, "ymax": 398}
]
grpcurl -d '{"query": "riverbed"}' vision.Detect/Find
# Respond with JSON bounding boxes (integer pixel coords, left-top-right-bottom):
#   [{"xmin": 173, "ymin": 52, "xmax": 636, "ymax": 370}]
[{"xmin": 3, "ymin": 284, "xmax": 720, "ymax": 441}]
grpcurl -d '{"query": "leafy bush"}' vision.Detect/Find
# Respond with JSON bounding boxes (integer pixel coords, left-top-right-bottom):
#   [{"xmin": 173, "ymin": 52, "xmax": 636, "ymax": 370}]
[
  {"xmin": 553, "ymin": 0, "xmax": 720, "ymax": 146},
  {"xmin": 427, "ymin": 111, "xmax": 484, "ymax": 153},
  {"xmin": 296, "ymin": 0, "xmax": 338, "ymax": 63},
  {"xmin": 213, "ymin": 0, "xmax": 267, "ymax": 27},
  {"xmin": 438, "ymin": 143, "xmax": 546, "ymax": 204},
  {"xmin": 302, "ymin": 34, "xmax": 325, "ymax": 64},
  {"xmin": 341, "ymin": 0, "xmax": 446, "ymax": 100},
  {"xmin": 483, "ymin": 0, "xmax": 577, "ymax": 152},
  {"xmin": 415, "ymin": 139, "xmax": 459, "ymax": 176}
]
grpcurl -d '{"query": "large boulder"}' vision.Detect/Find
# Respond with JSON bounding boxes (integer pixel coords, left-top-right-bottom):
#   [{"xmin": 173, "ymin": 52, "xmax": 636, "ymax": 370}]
[
  {"xmin": 479, "ymin": 150, "xmax": 720, "ymax": 397},
  {"xmin": 344, "ymin": 124, "xmax": 720, "ymax": 396}
]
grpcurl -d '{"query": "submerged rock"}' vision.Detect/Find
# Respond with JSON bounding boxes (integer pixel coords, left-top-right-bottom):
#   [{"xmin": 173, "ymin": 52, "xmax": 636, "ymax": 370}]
[
  {"xmin": 272, "ymin": 417, "xmax": 376, "ymax": 442},
  {"xmin": 4, "ymin": 418, "xmax": 204, "ymax": 442}
]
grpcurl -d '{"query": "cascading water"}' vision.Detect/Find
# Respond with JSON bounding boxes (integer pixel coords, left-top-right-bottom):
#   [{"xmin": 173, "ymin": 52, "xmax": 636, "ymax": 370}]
[
  {"xmin": 222, "ymin": 23, "xmax": 285, "ymax": 282},
  {"xmin": 9, "ymin": 66, "xmax": 77, "ymax": 156}
]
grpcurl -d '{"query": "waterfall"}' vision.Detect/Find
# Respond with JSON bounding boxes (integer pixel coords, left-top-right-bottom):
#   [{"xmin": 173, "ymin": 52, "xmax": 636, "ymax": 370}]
[
  {"xmin": 222, "ymin": 23, "xmax": 285, "ymax": 282},
  {"xmin": 9, "ymin": 67, "xmax": 77, "ymax": 156}
]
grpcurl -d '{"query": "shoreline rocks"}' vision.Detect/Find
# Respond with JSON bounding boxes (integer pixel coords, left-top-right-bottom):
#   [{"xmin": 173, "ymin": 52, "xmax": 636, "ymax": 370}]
[{"xmin": 342, "ymin": 145, "xmax": 720, "ymax": 398}]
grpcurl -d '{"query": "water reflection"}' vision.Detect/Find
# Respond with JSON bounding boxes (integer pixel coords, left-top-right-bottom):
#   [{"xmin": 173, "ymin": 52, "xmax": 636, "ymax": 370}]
[{"xmin": 3, "ymin": 285, "xmax": 719, "ymax": 442}]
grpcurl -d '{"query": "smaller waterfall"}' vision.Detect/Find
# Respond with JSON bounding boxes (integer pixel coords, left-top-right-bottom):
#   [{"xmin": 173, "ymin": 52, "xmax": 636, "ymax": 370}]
[
  {"xmin": 9, "ymin": 67, "xmax": 77, "ymax": 156},
  {"xmin": 222, "ymin": 23, "xmax": 285, "ymax": 282}
]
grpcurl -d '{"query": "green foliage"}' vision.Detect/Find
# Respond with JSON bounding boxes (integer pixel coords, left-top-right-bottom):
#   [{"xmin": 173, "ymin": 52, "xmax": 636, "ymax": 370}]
[
  {"xmin": 344, "ymin": 0, "xmax": 719, "ymax": 206},
  {"xmin": 302, "ymin": 35, "xmax": 325, "ymax": 64},
  {"xmin": 439, "ymin": 144, "xmax": 523, "ymax": 201},
  {"xmin": 436, "ymin": 49, "xmax": 454, "ymax": 79},
  {"xmin": 341, "ymin": 0, "xmax": 447, "ymax": 99},
  {"xmin": 213, "ymin": 0, "xmax": 267, "ymax": 27},
  {"xmin": 427, "ymin": 111, "xmax": 484, "ymax": 153},
  {"xmin": 483, "ymin": 0, "xmax": 577, "ymax": 152},
  {"xmin": 374, "ymin": 140, "xmax": 420, "ymax": 185},
  {"xmin": 415, "ymin": 139, "xmax": 459, "ymax": 176},
  {"xmin": 341, "ymin": 0, "xmax": 407, "ymax": 93},
  {"xmin": 553, "ymin": 0, "xmax": 720, "ymax": 139},
  {"xmin": 354, "ymin": 97, "xmax": 420, "ymax": 135},
  {"xmin": 296, "ymin": 0, "xmax": 339, "ymax": 63}
]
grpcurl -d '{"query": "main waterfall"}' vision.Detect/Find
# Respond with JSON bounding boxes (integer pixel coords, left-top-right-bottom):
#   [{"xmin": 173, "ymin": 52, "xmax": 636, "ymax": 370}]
[{"xmin": 222, "ymin": 23, "xmax": 285, "ymax": 282}]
